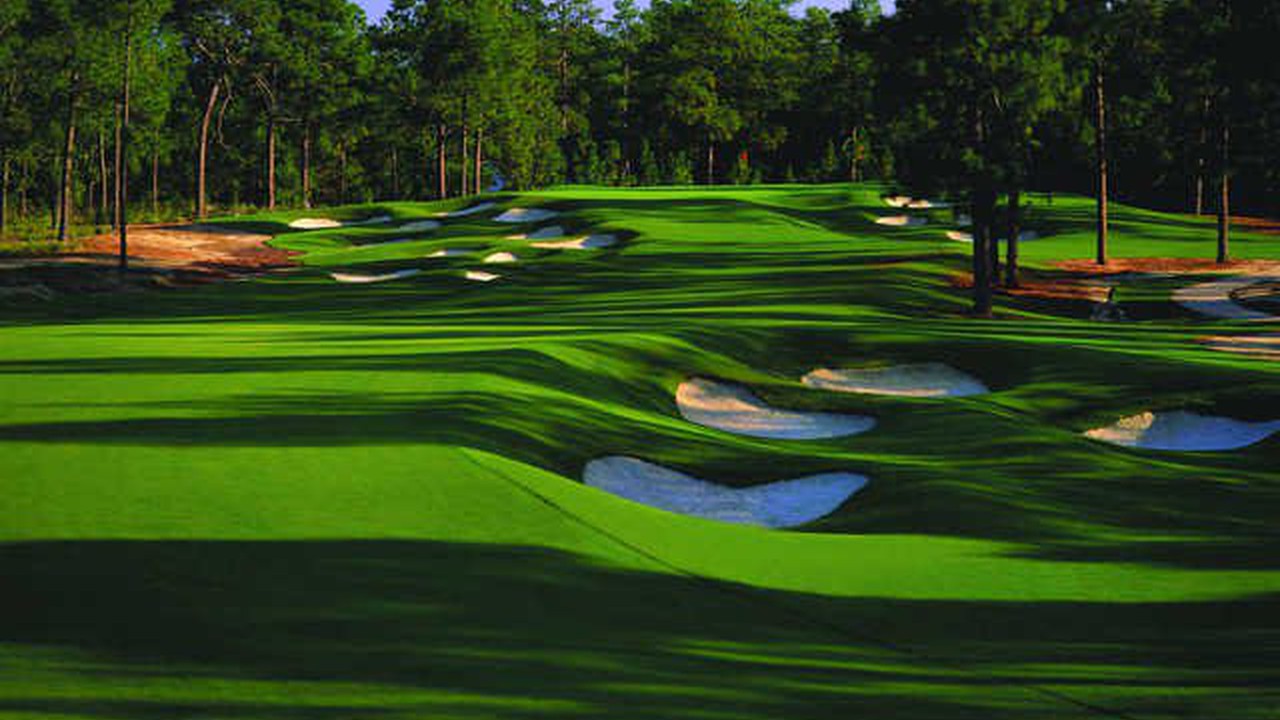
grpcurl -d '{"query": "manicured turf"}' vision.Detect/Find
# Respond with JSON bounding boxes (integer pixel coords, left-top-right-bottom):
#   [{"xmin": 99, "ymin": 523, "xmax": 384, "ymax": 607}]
[{"xmin": 2, "ymin": 184, "xmax": 1278, "ymax": 719}]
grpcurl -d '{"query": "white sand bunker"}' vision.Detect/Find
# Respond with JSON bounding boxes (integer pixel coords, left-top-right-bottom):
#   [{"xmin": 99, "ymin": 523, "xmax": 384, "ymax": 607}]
[
  {"xmin": 483, "ymin": 252, "xmax": 518, "ymax": 264},
  {"xmin": 1202, "ymin": 332, "xmax": 1280, "ymax": 360},
  {"xmin": 1174, "ymin": 276, "xmax": 1280, "ymax": 321},
  {"xmin": 465, "ymin": 270, "xmax": 501, "ymax": 283},
  {"xmin": 1085, "ymin": 411, "xmax": 1280, "ymax": 451},
  {"xmin": 507, "ymin": 225, "xmax": 564, "ymax": 241},
  {"xmin": 884, "ymin": 195, "xmax": 913, "ymax": 208},
  {"xmin": 291, "ymin": 215, "xmax": 392, "ymax": 230},
  {"xmin": 908, "ymin": 198, "xmax": 948, "ymax": 209},
  {"xmin": 876, "ymin": 215, "xmax": 927, "ymax": 227},
  {"xmin": 584, "ymin": 456, "xmax": 868, "ymax": 528},
  {"xmin": 494, "ymin": 207, "xmax": 559, "ymax": 223},
  {"xmin": 677, "ymin": 378, "xmax": 875, "ymax": 440},
  {"xmin": 330, "ymin": 268, "xmax": 421, "ymax": 284},
  {"xmin": 428, "ymin": 248, "xmax": 469, "ymax": 258},
  {"xmin": 399, "ymin": 219, "xmax": 442, "ymax": 233},
  {"xmin": 434, "ymin": 202, "xmax": 496, "ymax": 218},
  {"xmin": 802, "ymin": 363, "xmax": 989, "ymax": 398},
  {"xmin": 531, "ymin": 234, "xmax": 618, "ymax": 250},
  {"xmin": 946, "ymin": 230, "xmax": 973, "ymax": 243}
]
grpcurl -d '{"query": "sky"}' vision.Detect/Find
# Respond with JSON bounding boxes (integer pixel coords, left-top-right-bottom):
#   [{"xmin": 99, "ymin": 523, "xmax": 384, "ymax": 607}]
[{"xmin": 353, "ymin": 1, "xmax": 895, "ymax": 24}]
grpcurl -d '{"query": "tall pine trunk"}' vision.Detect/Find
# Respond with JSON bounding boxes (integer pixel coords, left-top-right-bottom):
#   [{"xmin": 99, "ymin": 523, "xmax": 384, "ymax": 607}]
[
  {"xmin": 1194, "ymin": 95, "xmax": 1209, "ymax": 215},
  {"xmin": 58, "ymin": 86, "xmax": 78, "ymax": 242},
  {"xmin": 474, "ymin": 128, "xmax": 483, "ymax": 195},
  {"xmin": 118, "ymin": 6, "xmax": 132, "ymax": 273},
  {"xmin": 197, "ymin": 80, "xmax": 220, "ymax": 219},
  {"xmin": 706, "ymin": 141, "xmax": 715, "ymax": 186},
  {"xmin": 1005, "ymin": 189, "xmax": 1022, "ymax": 288},
  {"xmin": 1217, "ymin": 117, "xmax": 1230, "ymax": 264},
  {"xmin": 1094, "ymin": 63, "xmax": 1109, "ymax": 266},
  {"xmin": 436, "ymin": 125, "xmax": 447, "ymax": 199},
  {"xmin": 461, "ymin": 123, "xmax": 469, "ymax": 198},
  {"xmin": 390, "ymin": 146, "xmax": 399, "ymax": 199},
  {"xmin": 971, "ymin": 183, "xmax": 996, "ymax": 318},
  {"xmin": 988, "ymin": 223, "xmax": 1000, "ymax": 287},
  {"xmin": 301, "ymin": 124, "xmax": 312, "ymax": 209},
  {"xmin": 113, "ymin": 102, "xmax": 122, "ymax": 231},
  {"xmin": 265, "ymin": 115, "xmax": 276, "ymax": 210},
  {"xmin": 151, "ymin": 146, "xmax": 159, "ymax": 219},
  {"xmin": 98, "ymin": 131, "xmax": 109, "ymax": 225}
]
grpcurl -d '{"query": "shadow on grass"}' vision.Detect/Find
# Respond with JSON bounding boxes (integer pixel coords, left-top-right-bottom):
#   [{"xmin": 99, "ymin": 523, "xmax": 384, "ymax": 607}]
[{"xmin": 3, "ymin": 539, "xmax": 1277, "ymax": 719}]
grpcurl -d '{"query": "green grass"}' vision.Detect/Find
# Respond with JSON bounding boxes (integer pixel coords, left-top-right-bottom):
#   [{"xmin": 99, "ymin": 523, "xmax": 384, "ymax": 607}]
[{"xmin": 2, "ymin": 183, "xmax": 1278, "ymax": 719}]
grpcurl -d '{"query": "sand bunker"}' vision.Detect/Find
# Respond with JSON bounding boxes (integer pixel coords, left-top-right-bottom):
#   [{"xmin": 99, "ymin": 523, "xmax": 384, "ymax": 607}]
[
  {"xmin": 946, "ymin": 230, "xmax": 973, "ymax": 243},
  {"xmin": 583, "ymin": 456, "xmax": 868, "ymax": 528},
  {"xmin": 428, "ymin": 248, "xmax": 469, "ymax": 258},
  {"xmin": 802, "ymin": 363, "xmax": 989, "ymax": 398},
  {"xmin": 289, "ymin": 218, "xmax": 343, "ymax": 230},
  {"xmin": 507, "ymin": 225, "xmax": 565, "ymax": 241},
  {"xmin": 884, "ymin": 196, "xmax": 912, "ymax": 208},
  {"xmin": 1085, "ymin": 411, "xmax": 1280, "ymax": 451},
  {"xmin": 483, "ymin": 252, "xmax": 518, "ymax": 264},
  {"xmin": 876, "ymin": 215, "xmax": 927, "ymax": 227},
  {"xmin": 494, "ymin": 208, "xmax": 559, "ymax": 223},
  {"xmin": 531, "ymin": 234, "xmax": 618, "ymax": 250},
  {"xmin": 330, "ymin": 268, "xmax": 421, "ymax": 284},
  {"xmin": 399, "ymin": 219, "xmax": 442, "ymax": 233},
  {"xmin": 1174, "ymin": 276, "xmax": 1280, "ymax": 321},
  {"xmin": 908, "ymin": 199, "xmax": 948, "ymax": 209},
  {"xmin": 676, "ymin": 378, "xmax": 875, "ymax": 440},
  {"xmin": 464, "ymin": 270, "xmax": 501, "ymax": 283},
  {"xmin": 290, "ymin": 215, "xmax": 392, "ymax": 230},
  {"xmin": 434, "ymin": 202, "xmax": 496, "ymax": 219}
]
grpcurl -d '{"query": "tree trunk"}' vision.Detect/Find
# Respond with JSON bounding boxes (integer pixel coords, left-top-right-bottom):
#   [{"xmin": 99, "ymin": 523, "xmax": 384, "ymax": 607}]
[
  {"xmin": 0, "ymin": 155, "xmax": 8, "ymax": 238},
  {"xmin": 118, "ymin": 6, "xmax": 132, "ymax": 273},
  {"xmin": 265, "ymin": 115, "xmax": 276, "ymax": 210},
  {"xmin": 988, "ymin": 223, "xmax": 1000, "ymax": 287},
  {"xmin": 1194, "ymin": 95, "xmax": 1209, "ymax": 215},
  {"xmin": 113, "ymin": 102, "xmax": 122, "ymax": 231},
  {"xmin": 197, "ymin": 80, "xmax": 220, "ymax": 219},
  {"xmin": 302, "ymin": 124, "xmax": 312, "ymax": 209},
  {"xmin": 151, "ymin": 146, "xmax": 159, "ymax": 219},
  {"xmin": 1094, "ymin": 63, "xmax": 1108, "ymax": 266},
  {"xmin": 436, "ymin": 125, "xmax": 447, "ymax": 199},
  {"xmin": 850, "ymin": 127, "xmax": 860, "ymax": 182},
  {"xmin": 1005, "ymin": 189, "xmax": 1022, "ymax": 288},
  {"xmin": 1217, "ymin": 117, "xmax": 1230, "ymax": 264},
  {"xmin": 971, "ymin": 183, "xmax": 996, "ymax": 317},
  {"xmin": 98, "ymin": 131, "xmax": 109, "ymax": 225},
  {"xmin": 474, "ymin": 127, "xmax": 483, "ymax": 195},
  {"xmin": 461, "ymin": 123, "xmax": 470, "ymax": 198},
  {"xmin": 706, "ymin": 141, "xmax": 715, "ymax": 186},
  {"xmin": 338, "ymin": 143, "xmax": 347, "ymax": 203},
  {"xmin": 391, "ymin": 146, "xmax": 399, "ymax": 199},
  {"xmin": 58, "ymin": 91, "xmax": 78, "ymax": 242}
]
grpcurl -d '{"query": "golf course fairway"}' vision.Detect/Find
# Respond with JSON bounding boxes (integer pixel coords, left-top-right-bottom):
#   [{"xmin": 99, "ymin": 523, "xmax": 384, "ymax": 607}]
[{"xmin": 2, "ymin": 184, "xmax": 1278, "ymax": 719}]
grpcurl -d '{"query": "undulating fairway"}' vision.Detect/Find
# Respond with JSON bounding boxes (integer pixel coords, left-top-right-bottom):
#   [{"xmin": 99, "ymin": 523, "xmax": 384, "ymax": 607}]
[{"xmin": 3, "ymin": 184, "xmax": 1278, "ymax": 718}]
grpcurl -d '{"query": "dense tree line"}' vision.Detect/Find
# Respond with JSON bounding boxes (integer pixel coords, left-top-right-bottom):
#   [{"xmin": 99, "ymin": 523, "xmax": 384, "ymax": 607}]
[{"xmin": 1, "ymin": 1, "xmax": 1276, "ymax": 286}]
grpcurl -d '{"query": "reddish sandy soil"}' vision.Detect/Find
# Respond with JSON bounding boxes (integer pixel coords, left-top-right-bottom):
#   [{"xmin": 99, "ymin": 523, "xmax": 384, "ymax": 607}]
[
  {"xmin": 1055, "ymin": 257, "xmax": 1280, "ymax": 276},
  {"xmin": 950, "ymin": 271, "xmax": 1112, "ymax": 303},
  {"xmin": 0, "ymin": 224, "xmax": 296, "ymax": 297}
]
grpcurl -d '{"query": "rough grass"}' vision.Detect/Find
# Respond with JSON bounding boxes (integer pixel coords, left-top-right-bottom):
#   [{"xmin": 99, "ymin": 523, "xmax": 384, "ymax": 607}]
[{"xmin": 1, "ymin": 183, "xmax": 1278, "ymax": 719}]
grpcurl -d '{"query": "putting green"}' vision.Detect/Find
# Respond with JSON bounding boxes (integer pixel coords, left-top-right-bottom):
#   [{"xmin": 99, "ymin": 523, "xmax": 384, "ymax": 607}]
[{"xmin": 2, "ymin": 184, "xmax": 1278, "ymax": 719}]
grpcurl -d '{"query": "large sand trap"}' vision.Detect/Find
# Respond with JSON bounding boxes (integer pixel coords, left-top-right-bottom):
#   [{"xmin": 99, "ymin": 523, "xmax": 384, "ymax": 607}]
[
  {"xmin": 1174, "ymin": 276, "xmax": 1280, "ymax": 320},
  {"xmin": 289, "ymin": 218, "xmax": 343, "ymax": 230},
  {"xmin": 428, "ymin": 248, "xmax": 470, "ymax": 258},
  {"xmin": 464, "ymin": 270, "xmax": 501, "ymax": 283},
  {"xmin": 676, "ymin": 378, "xmax": 875, "ymax": 440},
  {"xmin": 507, "ymin": 225, "xmax": 565, "ymax": 241},
  {"xmin": 802, "ymin": 363, "xmax": 989, "ymax": 398},
  {"xmin": 399, "ymin": 219, "xmax": 442, "ymax": 233},
  {"xmin": 291, "ymin": 215, "xmax": 392, "ymax": 230},
  {"xmin": 884, "ymin": 195, "xmax": 912, "ymax": 208},
  {"xmin": 434, "ymin": 202, "xmax": 496, "ymax": 218},
  {"xmin": 531, "ymin": 234, "xmax": 618, "ymax": 250},
  {"xmin": 907, "ymin": 198, "xmax": 948, "ymax": 209},
  {"xmin": 876, "ymin": 215, "xmax": 927, "ymax": 227},
  {"xmin": 583, "ymin": 456, "xmax": 868, "ymax": 528},
  {"xmin": 483, "ymin": 252, "xmax": 518, "ymax": 264},
  {"xmin": 946, "ymin": 230, "xmax": 973, "ymax": 243},
  {"xmin": 330, "ymin": 268, "xmax": 421, "ymax": 284},
  {"xmin": 1085, "ymin": 411, "xmax": 1280, "ymax": 451},
  {"xmin": 494, "ymin": 207, "xmax": 559, "ymax": 223}
]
